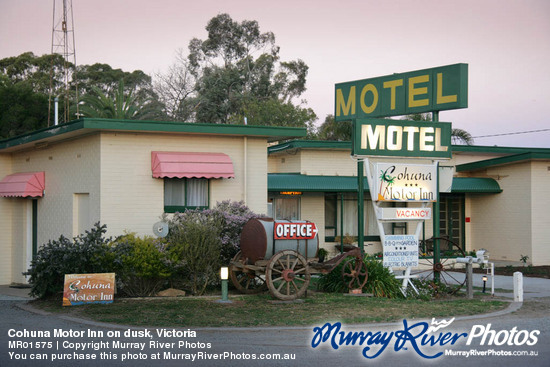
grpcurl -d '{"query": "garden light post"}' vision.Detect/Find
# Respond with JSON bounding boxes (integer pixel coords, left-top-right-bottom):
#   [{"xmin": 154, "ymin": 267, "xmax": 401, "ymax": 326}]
[
  {"xmin": 482, "ymin": 275, "xmax": 487, "ymax": 293},
  {"xmin": 220, "ymin": 267, "xmax": 229, "ymax": 302}
]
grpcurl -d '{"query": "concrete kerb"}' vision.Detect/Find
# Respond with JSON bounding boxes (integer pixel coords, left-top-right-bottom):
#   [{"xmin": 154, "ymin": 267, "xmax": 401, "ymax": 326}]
[
  {"xmin": 12, "ymin": 297, "xmax": 523, "ymax": 333},
  {"xmin": 6, "ymin": 272, "xmax": 545, "ymax": 332}
]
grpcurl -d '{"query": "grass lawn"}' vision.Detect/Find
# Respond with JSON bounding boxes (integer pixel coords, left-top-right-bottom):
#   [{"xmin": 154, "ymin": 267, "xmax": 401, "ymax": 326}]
[{"xmin": 31, "ymin": 291, "xmax": 508, "ymax": 328}]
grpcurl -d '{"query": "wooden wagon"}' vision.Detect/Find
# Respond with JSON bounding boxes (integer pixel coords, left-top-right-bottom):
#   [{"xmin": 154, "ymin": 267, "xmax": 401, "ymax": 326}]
[{"xmin": 229, "ymin": 219, "xmax": 368, "ymax": 300}]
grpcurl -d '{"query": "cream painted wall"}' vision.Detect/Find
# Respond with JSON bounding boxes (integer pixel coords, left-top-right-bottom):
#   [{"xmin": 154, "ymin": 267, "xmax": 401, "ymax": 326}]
[
  {"xmin": 268, "ymin": 153, "xmax": 301, "ymax": 173},
  {"xmin": 0, "ymin": 155, "xmax": 12, "ymax": 284},
  {"xmin": 99, "ymin": 132, "xmax": 268, "ymax": 238},
  {"xmin": 469, "ymin": 163, "xmax": 532, "ymax": 263},
  {"xmin": 300, "ymin": 150, "xmax": 356, "ymax": 176},
  {"xmin": 1, "ymin": 131, "xmax": 268, "ymax": 284},
  {"xmin": 530, "ymin": 161, "xmax": 550, "ymax": 266},
  {"xmin": 11, "ymin": 135, "xmax": 102, "ymax": 243},
  {"xmin": 300, "ymin": 193, "xmax": 325, "ymax": 244},
  {"xmin": 243, "ymin": 138, "xmax": 268, "ymax": 216}
]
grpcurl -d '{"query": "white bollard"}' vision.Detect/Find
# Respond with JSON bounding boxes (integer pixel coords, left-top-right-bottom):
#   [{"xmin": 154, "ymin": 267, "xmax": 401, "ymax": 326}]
[{"xmin": 513, "ymin": 271, "xmax": 523, "ymax": 302}]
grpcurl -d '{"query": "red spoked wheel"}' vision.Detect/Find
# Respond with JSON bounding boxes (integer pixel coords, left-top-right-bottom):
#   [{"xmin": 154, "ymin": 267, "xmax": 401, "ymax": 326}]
[
  {"xmin": 229, "ymin": 251, "xmax": 267, "ymax": 294},
  {"xmin": 265, "ymin": 250, "xmax": 310, "ymax": 301},
  {"xmin": 341, "ymin": 256, "xmax": 368, "ymax": 290}
]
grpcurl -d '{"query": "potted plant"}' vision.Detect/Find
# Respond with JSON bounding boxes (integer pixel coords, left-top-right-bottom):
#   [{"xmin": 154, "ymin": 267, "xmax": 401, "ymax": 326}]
[{"xmin": 317, "ymin": 248, "xmax": 328, "ymax": 263}]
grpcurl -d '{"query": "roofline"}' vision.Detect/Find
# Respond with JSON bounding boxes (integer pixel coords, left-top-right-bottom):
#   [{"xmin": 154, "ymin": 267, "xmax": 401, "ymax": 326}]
[
  {"xmin": 268, "ymin": 140, "xmax": 352, "ymax": 154},
  {"xmin": 0, "ymin": 118, "xmax": 307, "ymax": 152},
  {"xmin": 456, "ymin": 152, "xmax": 550, "ymax": 172},
  {"xmin": 451, "ymin": 145, "xmax": 550, "ymax": 154},
  {"xmin": 268, "ymin": 173, "xmax": 502, "ymax": 193},
  {"xmin": 268, "ymin": 140, "xmax": 550, "ymax": 155}
]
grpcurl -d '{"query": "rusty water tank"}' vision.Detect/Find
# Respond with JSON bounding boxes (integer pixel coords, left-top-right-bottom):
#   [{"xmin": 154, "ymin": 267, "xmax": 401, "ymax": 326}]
[{"xmin": 240, "ymin": 218, "xmax": 319, "ymax": 263}]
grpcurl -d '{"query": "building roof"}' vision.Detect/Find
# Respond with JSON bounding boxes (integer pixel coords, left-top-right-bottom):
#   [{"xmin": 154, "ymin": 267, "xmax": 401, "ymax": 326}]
[
  {"xmin": 268, "ymin": 139, "xmax": 550, "ymax": 156},
  {"xmin": 456, "ymin": 152, "xmax": 550, "ymax": 172},
  {"xmin": 269, "ymin": 174, "xmax": 369, "ymax": 192},
  {"xmin": 0, "ymin": 118, "xmax": 308, "ymax": 153},
  {"xmin": 268, "ymin": 174, "xmax": 501, "ymax": 194},
  {"xmin": 450, "ymin": 177, "xmax": 502, "ymax": 193}
]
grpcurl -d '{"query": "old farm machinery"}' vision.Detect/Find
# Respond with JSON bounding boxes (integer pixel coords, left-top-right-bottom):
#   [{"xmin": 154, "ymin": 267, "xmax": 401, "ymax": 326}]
[{"xmin": 229, "ymin": 219, "xmax": 367, "ymax": 300}]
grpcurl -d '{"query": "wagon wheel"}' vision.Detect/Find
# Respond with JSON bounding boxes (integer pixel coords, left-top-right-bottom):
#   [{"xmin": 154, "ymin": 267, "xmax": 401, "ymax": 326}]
[
  {"xmin": 341, "ymin": 256, "xmax": 368, "ymax": 290},
  {"xmin": 265, "ymin": 250, "xmax": 310, "ymax": 301},
  {"xmin": 229, "ymin": 251, "xmax": 267, "ymax": 294},
  {"xmin": 412, "ymin": 237, "xmax": 467, "ymax": 295}
]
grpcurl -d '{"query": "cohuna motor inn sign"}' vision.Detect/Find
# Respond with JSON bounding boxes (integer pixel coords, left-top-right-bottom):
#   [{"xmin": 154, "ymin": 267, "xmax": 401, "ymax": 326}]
[
  {"xmin": 335, "ymin": 63, "xmax": 467, "ymax": 121},
  {"xmin": 373, "ymin": 163, "xmax": 437, "ymax": 202}
]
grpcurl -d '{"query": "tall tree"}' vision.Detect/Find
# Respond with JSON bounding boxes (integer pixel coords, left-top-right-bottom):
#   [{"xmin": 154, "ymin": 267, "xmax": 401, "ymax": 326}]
[
  {"xmin": 170, "ymin": 13, "xmax": 317, "ymax": 128},
  {"xmin": 153, "ymin": 49, "xmax": 196, "ymax": 121},
  {"xmin": 76, "ymin": 63, "xmax": 154, "ymax": 98},
  {"xmin": 0, "ymin": 82, "xmax": 49, "ymax": 138},
  {"xmin": 0, "ymin": 52, "xmax": 166, "ymax": 135},
  {"xmin": 77, "ymin": 80, "xmax": 162, "ymax": 120},
  {"xmin": 316, "ymin": 115, "xmax": 352, "ymax": 141},
  {"xmin": 0, "ymin": 52, "xmax": 67, "ymax": 95}
]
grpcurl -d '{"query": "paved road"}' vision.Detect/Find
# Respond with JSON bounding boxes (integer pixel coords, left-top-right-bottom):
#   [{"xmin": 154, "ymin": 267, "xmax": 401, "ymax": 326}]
[
  {"xmin": 1, "ymin": 299, "xmax": 548, "ymax": 366},
  {"xmin": 1, "ymin": 275, "xmax": 549, "ymax": 367}
]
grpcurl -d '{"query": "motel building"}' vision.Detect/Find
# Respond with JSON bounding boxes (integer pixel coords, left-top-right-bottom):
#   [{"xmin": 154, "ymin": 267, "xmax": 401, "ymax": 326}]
[
  {"xmin": 0, "ymin": 118, "xmax": 549, "ymax": 286},
  {"xmin": 267, "ymin": 140, "xmax": 550, "ymax": 267}
]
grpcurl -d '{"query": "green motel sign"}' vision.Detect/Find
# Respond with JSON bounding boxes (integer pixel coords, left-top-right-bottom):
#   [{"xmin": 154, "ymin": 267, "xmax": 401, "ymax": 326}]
[
  {"xmin": 335, "ymin": 63, "xmax": 468, "ymax": 121},
  {"xmin": 352, "ymin": 118, "xmax": 452, "ymax": 159}
]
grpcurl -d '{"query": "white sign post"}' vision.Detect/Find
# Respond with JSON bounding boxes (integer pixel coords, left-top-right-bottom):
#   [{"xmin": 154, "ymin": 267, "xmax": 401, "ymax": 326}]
[{"xmin": 364, "ymin": 160, "xmax": 437, "ymax": 296}]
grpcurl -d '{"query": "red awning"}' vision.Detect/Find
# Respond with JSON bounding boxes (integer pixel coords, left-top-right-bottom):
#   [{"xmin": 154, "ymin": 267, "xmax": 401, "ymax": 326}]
[
  {"xmin": 0, "ymin": 172, "xmax": 45, "ymax": 197},
  {"xmin": 151, "ymin": 152, "xmax": 235, "ymax": 179}
]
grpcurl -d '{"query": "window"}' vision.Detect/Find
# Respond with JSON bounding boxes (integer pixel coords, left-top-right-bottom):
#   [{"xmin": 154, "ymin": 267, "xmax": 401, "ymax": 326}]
[
  {"xmin": 439, "ymin": 194, "xmax": 465, "ymax": 250},
  {"xmin": 324, "ymin": 193, "xmax": 380, "ymax": 242},
  {"xmin": 325, "ymin": 194, "xmax": 337, "ymax": 237},
  {"xmin": 274, "ymin": 197, "xmax": 300, "ymax": 220},
  {"xmin": 164, "ymin": 178, "xmax": 208, "ymax": 213}
]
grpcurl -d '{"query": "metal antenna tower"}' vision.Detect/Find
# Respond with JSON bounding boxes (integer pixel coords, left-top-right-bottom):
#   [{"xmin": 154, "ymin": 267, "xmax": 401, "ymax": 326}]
[{"xmin": 48, "ymin": 0, "xmax": 79, "ymax": 125}]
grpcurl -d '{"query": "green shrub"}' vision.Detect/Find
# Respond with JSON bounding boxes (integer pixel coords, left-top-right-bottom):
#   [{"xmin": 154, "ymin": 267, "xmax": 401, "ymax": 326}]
[
  {"xmin": 167, "ymin": 200, "xmax": 259, "ymax": 264},
  {"xmin": 166, "ymin": 212, "xmax": 222, "ymax": 295},
  {"xmin": 112, "ymin": 233, "xmax": 173, "ymax": 297},
  {"xmin": 362, "ymin": 259, "xmax": 403, "ymax": 298},
  {"xmin": 316, "ymin": 256, "xmax": 403, "ymax": 299},
  {"xmin": 25, "ymin": 223, "xmax": 114, "ymax": 299}
]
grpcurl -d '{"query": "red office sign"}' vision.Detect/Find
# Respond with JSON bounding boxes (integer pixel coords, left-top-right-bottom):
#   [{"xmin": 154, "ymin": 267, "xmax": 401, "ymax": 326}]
[{"xmin": 274, "ymin": 222, "xmax": 318, "ymax": 240}]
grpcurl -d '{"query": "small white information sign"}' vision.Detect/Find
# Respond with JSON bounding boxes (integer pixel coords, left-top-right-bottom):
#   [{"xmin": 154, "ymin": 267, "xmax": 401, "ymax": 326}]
[{"xmin": 383, "ymin": 235, "xmax": 419, "ymax": 268}]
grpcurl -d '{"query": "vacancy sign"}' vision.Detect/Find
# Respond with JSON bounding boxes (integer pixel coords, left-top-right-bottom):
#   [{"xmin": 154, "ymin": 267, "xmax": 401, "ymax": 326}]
[
  {"xmin": 274, "ymin": 222, "xmax": 318, "ymax": 240},
  {"xmin": 383, "ymin": 235, "xmax": 419, "ymax": 268},
  {"xmin": 376, "ymin": 207, "xmax": 432, "ymax": 221}
]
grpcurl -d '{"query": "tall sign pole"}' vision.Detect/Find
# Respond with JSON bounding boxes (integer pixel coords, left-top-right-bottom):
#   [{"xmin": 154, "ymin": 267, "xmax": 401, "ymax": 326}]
[
  {"xmin": 357, "ymin": 152, "xmax": 364, "ymax": 253},
  {"xmin": 432, "ymin": 111, "xmax": 441, "ymax": 283}
]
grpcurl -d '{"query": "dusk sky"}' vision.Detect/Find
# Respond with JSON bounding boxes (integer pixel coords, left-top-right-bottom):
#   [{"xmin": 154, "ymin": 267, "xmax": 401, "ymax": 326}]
[{"xmin": 1, "ymin": 0, "xmax": 549, "ymax": 147}]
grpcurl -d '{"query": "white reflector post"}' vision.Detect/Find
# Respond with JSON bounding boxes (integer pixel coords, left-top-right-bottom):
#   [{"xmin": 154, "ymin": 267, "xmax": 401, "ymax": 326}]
[{"xmin": 513, "ymin": 272, "xmax": 523, "ymax": 302}]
